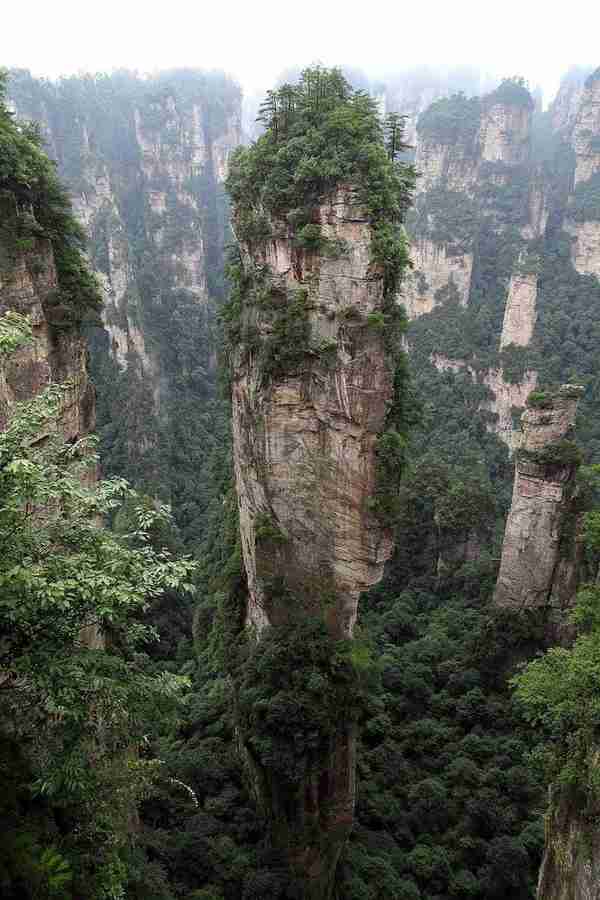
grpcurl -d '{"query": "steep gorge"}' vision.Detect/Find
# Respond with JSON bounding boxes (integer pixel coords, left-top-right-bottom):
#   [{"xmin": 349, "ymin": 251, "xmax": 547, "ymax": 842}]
[{"xmin": 8, "ymin": 69, "xmax": 241, "ymax": 536}]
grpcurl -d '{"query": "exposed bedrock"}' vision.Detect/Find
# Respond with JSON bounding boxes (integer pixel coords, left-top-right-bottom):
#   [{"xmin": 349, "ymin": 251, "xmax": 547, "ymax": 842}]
[
  {"xmin": 232, "ymin": 187, "xmax": 394, "ymax": 638},
  {"xmin": 231, "ymin": 185, "xmax": 399, "ymax": 897},
  {"xmin": 493, "ymin": 385, "xmax": 584, "ymax": 619}
]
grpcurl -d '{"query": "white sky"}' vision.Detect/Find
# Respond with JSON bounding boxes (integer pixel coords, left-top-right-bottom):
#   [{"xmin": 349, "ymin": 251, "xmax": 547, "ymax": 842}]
[{"xmin": 2, "ymin": 0, "xmax": 598, "ymax": 104}]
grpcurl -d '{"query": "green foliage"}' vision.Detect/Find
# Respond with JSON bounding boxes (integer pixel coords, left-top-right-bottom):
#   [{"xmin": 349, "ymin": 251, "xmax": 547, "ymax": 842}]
[
  {"xmin": 512, "ymin": 508, "xmax": 600, "ymax": 805},
  {"xmin": 0, "ymin": 315, "xmax": 196, "ymax": 898},
  {"xmin": 0, "ymin": 309, "xmax": 33, "ymax": 353},
  {"xmin": 372, "ymin": 430, "xmax": 408, "ymax": 524},
  {"xmin": 259, "ymin": 287, "xmax": 312, "ymax": 380},
  {"xmin": 236, "ymin": 619, "xmax": 370, "ymax": 788},
  {"xmin": 486, "ymin": 78, "xmax": 534, "ymax": 110},
  {"xmin": 518, "ymin": 438, "xmax": 583, "ymax": 468},
  {"xmin": 0, "ymin": 71, "xmax": 102, "ymax": 326},
  {"xmin": 409, "ymin": 187, "xmax": 478, "ymax": 250},
  {"xmin": 227, "ymin": 66, "xmax": 414, "ymax": 291},
  {"xmin": 416, "ymin": 93, "xmax": 481, "ymax": 146},
  {"xmin": 526, "ymin": 390, "xmax": 553, "ymax": 409},
  {"xmin": 336, "ymin": 581, "xmax": 544, "ymax": 900}
]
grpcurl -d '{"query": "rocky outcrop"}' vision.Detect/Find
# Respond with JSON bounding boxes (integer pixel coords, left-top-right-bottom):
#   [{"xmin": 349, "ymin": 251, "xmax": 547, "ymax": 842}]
[
  {"xmin": 549, "ymin": 70, "xmax": 589, "ymax": 136},
  {"xmin": 571, "ymin": 71, "xmax": 600, "ymax": 187},
  {"xmin": 232, "ymin": 187, "xmax": 394, "ymax": 638},
  {"xmin": 401, "ymin": 240, "xmax": 472, "ymax": 318},
  {"xmin": 415, "ymin": 134, "xmax": 480, "ymax": 194},
  {"xmin": 0, "ymin": 227, "xmax": 94, "ymax": 444},
  {"xmin": 405, "ymin": 84, "xmax": 534, "ymax": 323},
  {"xmin": 537, "ymin": 788, "xmax": 600, "ymax": 900},
  {"xmin": 493, "ymin": 385, "xmax": 584, "ymax": 617},
  {"xmin": 565, "ymin": 218, "xmax": 600, "ymax": 277},
  {"xmin": 481, "ymin": 368, "xmax": 538, "ymax": 452},
  {"xmin": 500, "ymin": 272, "xmax": 538, "ymax": 348},
  {"xmin": 562, "ymin": 70, "xmax": 600, "ymax": 281},
  {"xmin": 480, "ymin": 99, "xmax": 531, "ymax": 165}
]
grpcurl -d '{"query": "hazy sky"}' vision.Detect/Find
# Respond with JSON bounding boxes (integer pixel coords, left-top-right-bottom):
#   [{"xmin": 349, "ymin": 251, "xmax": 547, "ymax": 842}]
[{"xmin": 2, "ymin": 0, "xmax": 598, "ymax": 104}]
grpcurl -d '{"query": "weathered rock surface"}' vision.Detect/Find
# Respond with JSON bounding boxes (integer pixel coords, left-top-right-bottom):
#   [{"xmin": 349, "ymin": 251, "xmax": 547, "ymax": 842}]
[
  {"xmin": 480, "ymin": 99, "xmax": 531, "ymax": 165},
  {"xmin": 401, "ymin": 239, "xmax": 472, "ymax": 318},
  {"xmin": 571, "ymin": 72, "xmax": 600, "ymax": 187},
  {"xmin": 0, "ymin": 229, "xmax": 95, "ymax": 443},
  {"xmin": 493, "ymin": 385, "xmax": 584, "ymax": 615},
  {"xmin": 481, "ymin": 368, "xmax": 539, "ymax": 452},
  {"xmin": 232, "ymin": 187, "xmax": 394, "ymax": 639},
  {"xmin": 537, "ymin": 788, "xmax": 600, "ymax": 900},
  {"xmin": 565, "ymin": 218, "xmax": 600, "ymax": 278},
  {"xmin": 562, "ymin": 70, "xmax": 600, "ymax": 281},
  {"xmin": 500, "ymin": 271, "xmax": 538, "ymax": 348},
  {"xmin": 10, "ymin": 73, "xmax": 241, "ymax": 409},
  {"xmin": 231, "ymin": 186, "xmax": 397, "ymax": 897}
]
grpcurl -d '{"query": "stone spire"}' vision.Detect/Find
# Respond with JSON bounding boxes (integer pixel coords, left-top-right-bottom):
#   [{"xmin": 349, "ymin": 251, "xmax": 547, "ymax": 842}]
[{"xmin": 493, "ymin": 384, "xmax": 584, "ymax": 619}]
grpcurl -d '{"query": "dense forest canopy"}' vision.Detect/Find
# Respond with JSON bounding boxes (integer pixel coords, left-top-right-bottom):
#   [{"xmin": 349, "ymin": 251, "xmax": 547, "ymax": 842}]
[{"xmin": 2, "ymin": 58, "xmax": 600, "ymax": 900}]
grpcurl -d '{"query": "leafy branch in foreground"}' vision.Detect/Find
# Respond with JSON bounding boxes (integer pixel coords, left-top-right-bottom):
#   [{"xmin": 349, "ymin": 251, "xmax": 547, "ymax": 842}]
[{"xmin": 0, "ymin": 313, "xmax": 197, "ymax": 898}]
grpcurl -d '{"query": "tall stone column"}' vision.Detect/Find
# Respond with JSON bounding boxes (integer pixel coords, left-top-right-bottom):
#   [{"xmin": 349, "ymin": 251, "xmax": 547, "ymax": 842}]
[
  {"xmin": 230, "ymin": 186, "xmax": 398, "ymax": 898},
  {"xmin": 494, "ymin": 384, "xmax": 584, "ymax": 623}
]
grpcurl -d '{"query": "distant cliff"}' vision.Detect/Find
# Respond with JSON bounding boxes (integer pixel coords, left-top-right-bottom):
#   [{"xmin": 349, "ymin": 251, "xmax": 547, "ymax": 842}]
[
  {"xmin": 8, "ymin": 69, "xmax": 241, "ymax": 523},
  {"xmin": 401, "ymin": 71, "xmax": 600, "ymax": 462}
]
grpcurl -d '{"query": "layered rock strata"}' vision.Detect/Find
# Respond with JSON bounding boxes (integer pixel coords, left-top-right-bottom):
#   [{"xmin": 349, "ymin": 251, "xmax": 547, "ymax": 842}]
[{"xmin": 493, "ymin": 385, "xmax": 584, "ymax": 616}]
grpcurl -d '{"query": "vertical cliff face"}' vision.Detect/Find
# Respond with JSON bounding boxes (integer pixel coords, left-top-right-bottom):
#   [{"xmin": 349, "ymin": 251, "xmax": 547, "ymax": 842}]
[
  {"xmin": 231, "ymin": 188, "xmax": 392, "ymax": 895},
  {"xmin": 499, "ymin": 271, "xmax": 538, "ymax": 349},
  {"xmin": 563, "ymin": 69, "xmax": 600, "ymax": 281},
  {"xmin": 537, "ymin": 789, "xmax": 600, "ymax": 900},
  {"xmin": 8, "ymin": 70, "xmax": 242, "ymax": 527},
  {"xmin": 571, "ymin": 72, "xmax": 600, "ymax": 188},
  {"xmin": 493, "ymin": 385, "xmax": 584, "ymax": 618},
  {"xmin": 0, "ymin": 207, "xmax": 95, "ymax": 445},
  {"xmin": 480, "ymin": 96, "xmax": 531, "ymax": 165},
  {"xmin": 401, "ymin": 81, "xmax": 542, "ymax": 450},
  {"xmin": 9, "ymin": 70, "xmax": 241, "ymax": 405},
  {"xmin": 232, "ymin": 187, "xmax": 395, "ymax": 638}
]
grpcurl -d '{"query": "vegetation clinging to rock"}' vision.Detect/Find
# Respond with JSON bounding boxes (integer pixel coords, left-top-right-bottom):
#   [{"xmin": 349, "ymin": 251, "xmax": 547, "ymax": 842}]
[{"xmin": 0, "ymin": 71, "xmax": 102, "ymax": 326}]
